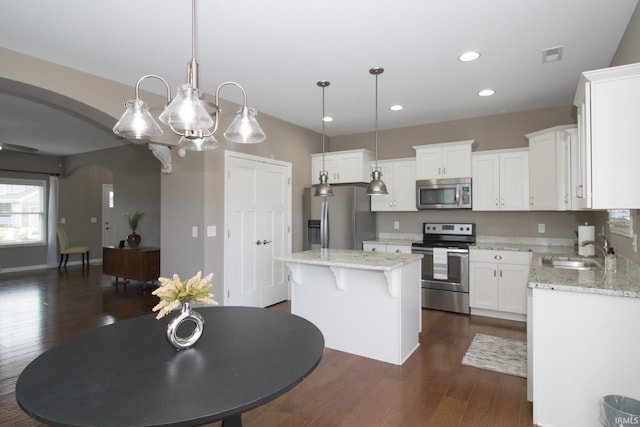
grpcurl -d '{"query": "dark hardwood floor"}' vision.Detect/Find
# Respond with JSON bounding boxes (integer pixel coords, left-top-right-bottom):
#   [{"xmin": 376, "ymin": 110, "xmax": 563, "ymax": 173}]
[{"xmin": 0, "ymin": 265, "xmax": 536, "ymax": 426}]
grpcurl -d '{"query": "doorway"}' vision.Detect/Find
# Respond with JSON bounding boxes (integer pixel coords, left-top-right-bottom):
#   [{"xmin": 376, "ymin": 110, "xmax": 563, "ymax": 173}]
[
  {"xmin": 224, "ymin": 151, "xmax": 292, "ymax": 307},
  {"xmin": 102, "ymin": 184, "xmax": 114, "ymax": 247}
]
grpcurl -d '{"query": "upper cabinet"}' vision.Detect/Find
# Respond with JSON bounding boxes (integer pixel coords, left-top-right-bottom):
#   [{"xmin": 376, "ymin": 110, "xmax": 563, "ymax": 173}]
[
  {"xmin": 573, "ymin": 62, "xmax": 640, "ymax": 209},
  {"xmin": 472, "ymin": 148, "xmax": 529, "ymax": 211},
  {"xmin": 311, "ymin": 149, "xmax": 375, "ymax": 184},
  {"xmin": 369, "ymin": 158, "xmax": 417, "ymax": 212},
  {"xmin": 413, "ymin": 140, "xmax": 473, "ymax": 180},
  {"xmin": 526, "ymin": 125, "xmax": 575, "ymax": 211}
]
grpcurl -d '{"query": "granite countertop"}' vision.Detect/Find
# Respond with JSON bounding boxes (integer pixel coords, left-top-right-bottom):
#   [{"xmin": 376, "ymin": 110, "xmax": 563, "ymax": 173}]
[
  {"xmin": 277, "ymin": 249, "xmax": 423, "ymax": 271},
  {"xmin": 363, "ymin": 233, "xmax": 422, "ymax": 247},
  {"xmin": 473, "ymin": 236, "xmax": 640, "ymax": 298},
  {"xmin": 363, "ymin": 238, "xmax": 419, "ymax": 246},
  {"xmin": 528, "ymin": 253, "xmax": 640, "ymax": 298}
]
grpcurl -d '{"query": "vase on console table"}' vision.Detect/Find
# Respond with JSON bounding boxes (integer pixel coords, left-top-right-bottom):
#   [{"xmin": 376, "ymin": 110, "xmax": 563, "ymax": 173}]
[{"xmin": 127, "ymin": 233, "xmax": 141, "ymax": 249}]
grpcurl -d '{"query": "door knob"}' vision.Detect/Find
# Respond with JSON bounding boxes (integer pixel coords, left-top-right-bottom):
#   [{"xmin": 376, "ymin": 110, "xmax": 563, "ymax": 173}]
[{"xmin": 262, "ymin": 240, "xmax": 272, "ymax": 245}]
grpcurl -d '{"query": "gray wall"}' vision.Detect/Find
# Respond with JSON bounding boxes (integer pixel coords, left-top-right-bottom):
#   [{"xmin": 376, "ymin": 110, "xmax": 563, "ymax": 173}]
[
  {"xmin": 63, "ymin": 143, "xmax": 161, "ymax": 253},
  {"xmin": 331, "ymin": 105, "xmax": 582, "ymax": 240},
  {"xmin": 161, "ymin": 99, "xmax": 322, "ymax": 301},
  {"xmin": 0, "ymin": 144, "xmax": 161, "ymax": 270}
]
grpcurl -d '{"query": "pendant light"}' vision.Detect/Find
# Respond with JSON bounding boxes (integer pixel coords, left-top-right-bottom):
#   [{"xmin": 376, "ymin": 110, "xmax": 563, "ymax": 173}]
[
  {"xmin": 113, "ymin": 0, "xmax": 266, "ymax": 147},
  {"xmin": 366, "ymin": 67, "xmax": 388, "ymax": 196},
  {"xmin": 314, "ymin": 81, "xmax": 334, "ymax": 197}
]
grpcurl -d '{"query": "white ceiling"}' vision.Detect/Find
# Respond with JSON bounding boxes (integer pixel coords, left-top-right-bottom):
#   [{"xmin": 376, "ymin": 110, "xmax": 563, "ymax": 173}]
[{"xmin": 0, "ymin": 0, "xmax": 637, "ymax": 156}]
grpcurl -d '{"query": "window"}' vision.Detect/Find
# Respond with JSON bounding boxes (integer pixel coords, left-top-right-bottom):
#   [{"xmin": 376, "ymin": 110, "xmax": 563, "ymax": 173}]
[
  {"xmin": 608, "ymin": 209, "xmax": 633, "ymax": 238},
  {"xmin": 0, "ymin": 179, "xmax": 46, "ymax": 245}
]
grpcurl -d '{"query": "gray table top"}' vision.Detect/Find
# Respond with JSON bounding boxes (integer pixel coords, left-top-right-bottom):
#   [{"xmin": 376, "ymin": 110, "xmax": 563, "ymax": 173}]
[{"xmin": 16, "ymin": 306, "xmax": 324, "ymax": 427}]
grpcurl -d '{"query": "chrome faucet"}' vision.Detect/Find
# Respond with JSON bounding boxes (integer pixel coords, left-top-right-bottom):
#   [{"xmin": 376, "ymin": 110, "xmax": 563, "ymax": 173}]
[
  {"xmin": 580, "ymin": 239, "xmax": 608, "ymax": 258},
  {"xmin": 580, "ymin": 237, "xmax": 613, "ymax": 270}
]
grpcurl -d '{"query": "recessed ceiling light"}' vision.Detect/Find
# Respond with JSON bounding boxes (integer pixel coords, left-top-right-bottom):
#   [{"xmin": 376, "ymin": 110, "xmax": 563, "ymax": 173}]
[
  {"xmin": 458, "ymin": 51, "xmax": 481, "ymax": 62},
  {"xmin": 390, "ymin": 105, "xmax": 404, "ymax": 111},
  {"xmin": 478, "ymin": 89, "xmax": 495, "ymax": 97},
  {"xmin": 322, "ymin": 116, "xmax": 333, "ymax": 122}
]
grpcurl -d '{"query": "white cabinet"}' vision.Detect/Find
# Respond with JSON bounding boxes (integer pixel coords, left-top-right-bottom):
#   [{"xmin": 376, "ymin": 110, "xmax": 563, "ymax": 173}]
[
  {"xmin": 469, "ymin": 249, "xmax": 531, "ymax": 321},
  {"xmin": 369, "ymin": 158, "xmax": 417, "ymax": 212},
  {"xmin": 573, "ymin": 62, "xmax": 640, "ymax": 209},
  {"xmin": 472, "ymin": 148, "xmax": 529, "ymax": 211},
  {"xmin": 526, "ymin": 125, "xmax": 575, "ymax": 211},
  {"xmin": 311, "ymin": 149, "xmax": 375, "ymax": 184},
  {"xmin": 413, "ymin": 140, "xmax": 473, "ymax": 180},
  {"xmin": 363, "ymin": 242, "xmax": 412, "ymax": 254}
]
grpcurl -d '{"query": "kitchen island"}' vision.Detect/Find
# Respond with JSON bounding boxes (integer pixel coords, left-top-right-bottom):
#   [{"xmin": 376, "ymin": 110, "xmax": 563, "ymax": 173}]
[
  {"xmin": 528, "ymin": 253, "xmax": 640, "ymax": 427},
  {"xmin": 278, "ymin": 249, "xmax": 423, "ymax": 365}
]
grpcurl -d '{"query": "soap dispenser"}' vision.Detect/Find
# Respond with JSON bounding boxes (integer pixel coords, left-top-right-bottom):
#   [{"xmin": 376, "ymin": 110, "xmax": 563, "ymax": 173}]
[{"xmin": 605, "ymin": 247, "xmax": 617, "ymax": 274}]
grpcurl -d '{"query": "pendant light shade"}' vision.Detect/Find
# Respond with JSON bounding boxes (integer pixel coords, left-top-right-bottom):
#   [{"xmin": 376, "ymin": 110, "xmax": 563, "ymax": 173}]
[
  {"xmin": 367, "ymin": 168, "xmax": 388, "ymax": 195},
  {"xmin": 314, "ymin": 80, "xmax": 334, "ymax": 197},
  {"xmin": 367, "ymin": 67, "xmax": 388, "ymax": 196}
]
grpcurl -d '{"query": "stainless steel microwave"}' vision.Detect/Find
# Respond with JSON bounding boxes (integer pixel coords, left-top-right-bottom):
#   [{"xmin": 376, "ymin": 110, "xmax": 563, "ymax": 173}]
[{"xmin": 416, "ymin": 178, "xmax": 472, "ymax": 209}]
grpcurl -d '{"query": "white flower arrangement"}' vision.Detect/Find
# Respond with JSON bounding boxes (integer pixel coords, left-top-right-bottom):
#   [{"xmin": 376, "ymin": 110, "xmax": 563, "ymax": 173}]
[{"xmin": 152, "ymin": 271, "xmax": 218, "ymax": 319}]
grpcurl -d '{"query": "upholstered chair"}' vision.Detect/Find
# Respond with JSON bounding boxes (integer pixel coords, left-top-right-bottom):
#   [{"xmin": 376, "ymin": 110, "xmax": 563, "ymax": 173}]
[{"xmin": 56, "ymin": 226, "xmax": 90, "ymax": 268}]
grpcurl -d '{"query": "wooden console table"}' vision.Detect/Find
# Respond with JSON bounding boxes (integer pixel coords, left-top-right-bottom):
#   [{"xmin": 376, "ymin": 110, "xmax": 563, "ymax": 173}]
[{"xmin": 102, "ymin": 246, "xmax": 160, "ymax": 285}]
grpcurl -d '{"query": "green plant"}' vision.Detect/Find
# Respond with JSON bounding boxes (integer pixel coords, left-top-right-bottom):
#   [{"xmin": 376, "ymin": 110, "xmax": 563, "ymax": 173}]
[{"xmin": 127, "ymin": 211, "xmax": 144, "ymax": 234}]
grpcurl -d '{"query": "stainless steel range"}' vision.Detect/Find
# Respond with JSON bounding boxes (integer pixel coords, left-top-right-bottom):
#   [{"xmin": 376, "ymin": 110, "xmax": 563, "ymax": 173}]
[{"xmin": 411, "ymin": 222, "xmax": 475, "ymax": 314}]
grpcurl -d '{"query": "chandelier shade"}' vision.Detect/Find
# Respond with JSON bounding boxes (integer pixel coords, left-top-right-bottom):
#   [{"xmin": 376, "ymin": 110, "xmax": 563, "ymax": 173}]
[
  {"xmin": 158, "ymin": 84, "xmax": 214, "ymax": 133},
  {"xmin": 113, "ymin": 99, "xmax": 164, "ymax": 140},
  {"xmin": 223, "ymin": 106, "xmax": 266, "ymax": 144},
  {"xmin": 178, "ymin": 134, "xmax": 219, "ymax": 151}
]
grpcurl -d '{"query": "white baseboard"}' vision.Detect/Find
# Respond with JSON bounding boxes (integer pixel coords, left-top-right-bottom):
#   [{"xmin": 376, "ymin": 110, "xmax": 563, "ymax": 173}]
[
  {"xmin": 470, "ymin": 307, "xmax": 526, "ymax": 322},
  {"xmin": 0, "ymin": 258, "xmax": 103, "ymax": 273}
]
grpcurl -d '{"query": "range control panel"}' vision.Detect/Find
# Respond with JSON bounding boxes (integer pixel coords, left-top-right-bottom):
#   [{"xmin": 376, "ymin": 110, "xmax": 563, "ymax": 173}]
[{"xmin": 422, "ymin": 223, "xmax": 475, "ymax": 236}]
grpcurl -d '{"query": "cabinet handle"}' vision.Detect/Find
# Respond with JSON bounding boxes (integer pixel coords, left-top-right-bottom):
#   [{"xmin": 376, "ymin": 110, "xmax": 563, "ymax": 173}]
[
  {"xmin": 501, "ymin": 198, "xmax": 505, "ymax": 205},
  {"xmin": 388, "ymin": 201, "xmax": 393, "ymax": 207},
  {"xmin": 371, "ymin": 248, "xmax": 377, "ymax": 251},
  {"xmin": 576, "ymin": 185, "xmax": 584, "ymax": 199},
  {"xmin": 495, "ymin": 198, "xmax": 499, "ymax": 206},
  {"xmin": 256, "ymin": 240, "xmax": 263, "ymax": 245},
  {"xmin": 499, "ymin": 270, "xmax": 503, "ymax": 278},
  {"xmin": 395, "ymin": 249, "xmax": 401, "ymax": 253},
  {"xmin": 438, "ymin": 167, "xmax": 441, "ymax": 175},
  {"xmin": 262, "ymin": 240, "xmax": 272, "ymax": 245},
  {"xmin": 494, "ymin": 255, "xmax": 502, "ymax": 260},
  {"xmin": 494, "ymin": 270, "xmax": 497, "ymax": 277},
  {"xmin": 529, "ymin": 197, "xmax": 534, "ymax": 205},
  {"xmin": 443, "ymin": 167, "xmax": 446, "ymax": 175},
  {"xmin": 393, "ymin": 201, "xmax": 397, "ymax": 207}
]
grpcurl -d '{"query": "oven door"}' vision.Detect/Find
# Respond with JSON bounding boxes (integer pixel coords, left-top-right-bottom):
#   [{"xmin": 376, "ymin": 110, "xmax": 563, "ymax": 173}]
[{"xmin": 412, "ymin": 247, "xmax": 469, "ymax": 292}]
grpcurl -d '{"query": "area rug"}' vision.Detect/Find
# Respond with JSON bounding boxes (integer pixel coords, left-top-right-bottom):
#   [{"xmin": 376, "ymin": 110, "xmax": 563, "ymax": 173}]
[{"xmin": 461, "ymin": 333, "xmax": 527, "ymax": 378}]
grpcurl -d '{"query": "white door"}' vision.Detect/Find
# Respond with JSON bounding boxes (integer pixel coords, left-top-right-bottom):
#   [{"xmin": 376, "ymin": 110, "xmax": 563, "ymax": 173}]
[
  {"xmin": 101, "ymin": 184, "xmax": 114, "ymax": 247},
  {"xmin": 225, "ymin": 152, "xmax": 292, "ymax": 307}
]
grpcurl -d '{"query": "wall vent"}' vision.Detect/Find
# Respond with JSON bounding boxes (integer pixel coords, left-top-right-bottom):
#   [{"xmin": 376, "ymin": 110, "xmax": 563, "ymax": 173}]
[{"xmin": 542, "ymin": 46, "xmax": 563, "ymax": 63}]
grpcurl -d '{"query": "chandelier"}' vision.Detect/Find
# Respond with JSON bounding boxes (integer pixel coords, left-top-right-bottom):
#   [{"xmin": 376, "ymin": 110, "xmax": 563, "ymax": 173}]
[{"xmin": 112, "ymin": 0, "xmax": 266, "ymax": 151}]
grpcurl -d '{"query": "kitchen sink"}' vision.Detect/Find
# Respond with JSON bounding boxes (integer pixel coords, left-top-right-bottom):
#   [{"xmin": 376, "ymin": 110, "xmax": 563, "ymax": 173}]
[{"xmin": 541, "ymin": 256, "xmax": 601, "ymax": 270}]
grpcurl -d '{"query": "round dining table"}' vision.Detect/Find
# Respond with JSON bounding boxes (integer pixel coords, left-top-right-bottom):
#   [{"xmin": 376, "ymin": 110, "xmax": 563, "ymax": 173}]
[{"xmin": 16, "ymin": 306, "xmax": 324, "ymax": 427}]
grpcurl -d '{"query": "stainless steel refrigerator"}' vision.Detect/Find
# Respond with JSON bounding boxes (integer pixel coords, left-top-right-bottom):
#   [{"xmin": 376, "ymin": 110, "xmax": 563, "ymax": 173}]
[{"xmin": 303, "ymin": 184, "xmax": 376, "ymax": 250}]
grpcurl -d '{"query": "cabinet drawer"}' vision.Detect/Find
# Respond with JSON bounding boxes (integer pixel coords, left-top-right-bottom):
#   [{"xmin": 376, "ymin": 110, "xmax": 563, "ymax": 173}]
[{"xmin": 469, "ymin": 249, "xmax": 531, "ymax": 265}]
